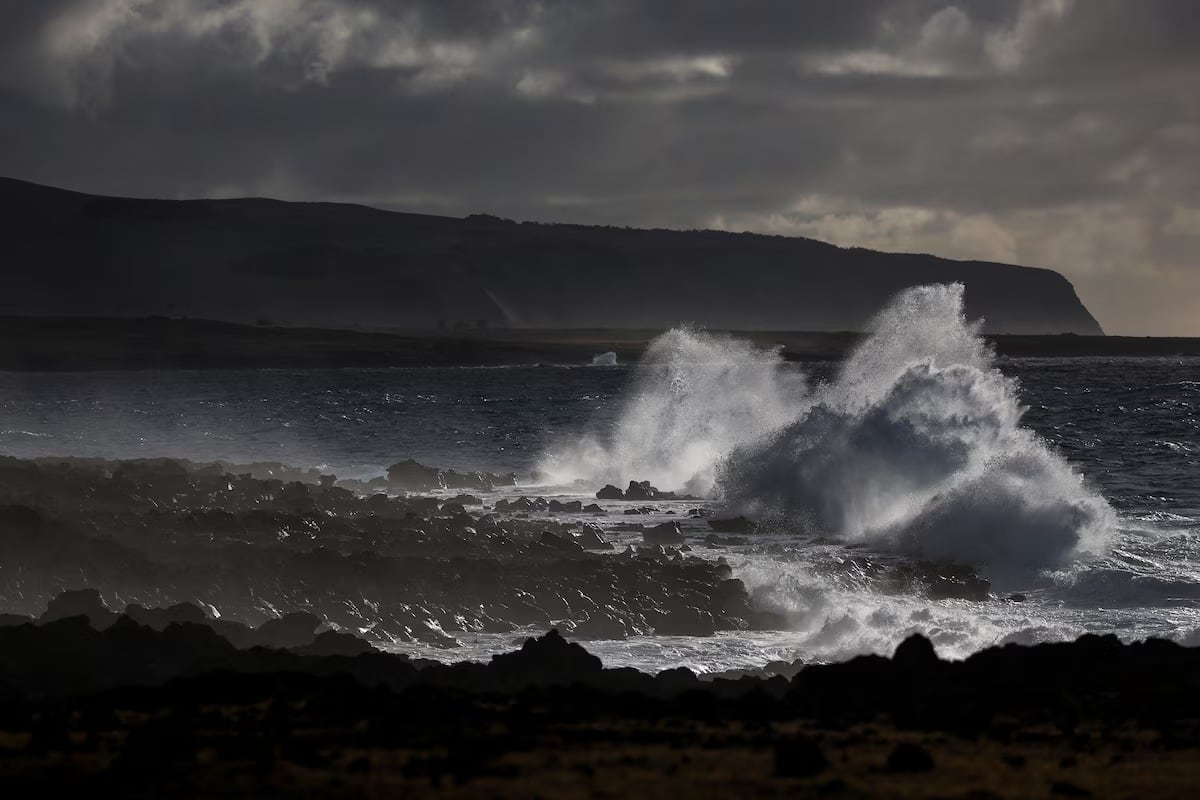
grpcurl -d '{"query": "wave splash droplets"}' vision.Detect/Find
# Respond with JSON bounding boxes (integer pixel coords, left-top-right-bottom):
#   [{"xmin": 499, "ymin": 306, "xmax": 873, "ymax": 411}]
[
  {"xmin": 544, "ymin": 284, "xmax": 1114, "ymax": 575},
  {"xmin": 540, "ymin": 327, "xmax": 806, "ymax": 496}
]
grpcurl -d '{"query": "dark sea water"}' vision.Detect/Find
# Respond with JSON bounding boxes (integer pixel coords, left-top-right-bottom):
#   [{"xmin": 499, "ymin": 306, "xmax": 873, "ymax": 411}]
[
  {"xmin": 2, "ymin": 358, "xmax": 1197, "ymax": 516},
  {"xmin": 2, "ymin": 354, "xmax": 1199, "ymax": 669}
]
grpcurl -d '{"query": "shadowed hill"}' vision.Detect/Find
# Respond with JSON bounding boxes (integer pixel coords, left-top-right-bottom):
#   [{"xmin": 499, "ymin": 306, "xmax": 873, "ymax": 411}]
[{"xmin": 0, "ymin": 177, "xmax": 1102, "ymax": 334}]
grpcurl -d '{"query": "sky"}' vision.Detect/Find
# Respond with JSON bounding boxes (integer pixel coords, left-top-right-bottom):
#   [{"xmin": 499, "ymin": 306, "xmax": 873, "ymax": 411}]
[{"xmin": 1, "ymin": 1, "xmax": 1198, "ymax": 335}]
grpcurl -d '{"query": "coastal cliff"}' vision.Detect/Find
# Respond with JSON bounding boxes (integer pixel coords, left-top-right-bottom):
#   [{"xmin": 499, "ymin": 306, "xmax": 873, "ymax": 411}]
[{"xmin": 0, "ymin": 177, "xmax": 1102, "ymax": 334}]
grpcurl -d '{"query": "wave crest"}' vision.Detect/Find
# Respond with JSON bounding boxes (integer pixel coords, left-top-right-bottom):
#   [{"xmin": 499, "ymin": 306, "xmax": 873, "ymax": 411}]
[{"xmin": 543, "ymin": 284, "xmax": 1114, "ymax": 574}]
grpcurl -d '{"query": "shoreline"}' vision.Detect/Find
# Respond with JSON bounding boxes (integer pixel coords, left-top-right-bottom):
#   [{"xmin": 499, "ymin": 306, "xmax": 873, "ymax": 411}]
[{"xmin": 3, "ymin": 316, "xmax": 1200, "ymax": 371}]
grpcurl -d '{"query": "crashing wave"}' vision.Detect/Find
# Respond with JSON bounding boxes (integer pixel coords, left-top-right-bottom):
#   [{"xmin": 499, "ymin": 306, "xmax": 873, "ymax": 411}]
[{"xmin": 543, "ymin": 283, "xmax": 1113, "ymax": 575}]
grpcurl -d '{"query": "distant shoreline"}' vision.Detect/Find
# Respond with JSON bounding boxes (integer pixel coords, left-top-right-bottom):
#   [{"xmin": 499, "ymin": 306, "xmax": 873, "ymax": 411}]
[{"xmin": 2, "ymin": 316, "xmax": 1198, "ymax": 371}]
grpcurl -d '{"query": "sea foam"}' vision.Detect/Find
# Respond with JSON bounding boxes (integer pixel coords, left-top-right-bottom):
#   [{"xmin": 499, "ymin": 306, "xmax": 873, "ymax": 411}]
[{"xmin": 542, "ymin": 283, "xmax": 1113, "ymax": 575}]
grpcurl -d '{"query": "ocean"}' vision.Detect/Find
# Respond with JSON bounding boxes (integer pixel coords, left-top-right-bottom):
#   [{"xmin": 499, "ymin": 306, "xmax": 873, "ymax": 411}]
[{"xmin": 2, "ymin": 289, "xmax": 1198, "ymax": 673}]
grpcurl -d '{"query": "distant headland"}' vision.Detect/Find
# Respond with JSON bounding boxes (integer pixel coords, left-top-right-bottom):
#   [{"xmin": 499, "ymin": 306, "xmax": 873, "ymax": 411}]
[{"xmin": 0, "ymin": 177, "xmax": 1101, "ymax": 335}]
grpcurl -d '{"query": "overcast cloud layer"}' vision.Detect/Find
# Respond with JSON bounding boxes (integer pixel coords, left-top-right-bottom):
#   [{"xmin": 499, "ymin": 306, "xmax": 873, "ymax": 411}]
[{"xmin": 2, "ymin": 0, "xmax": 1198, "ymax": 334}]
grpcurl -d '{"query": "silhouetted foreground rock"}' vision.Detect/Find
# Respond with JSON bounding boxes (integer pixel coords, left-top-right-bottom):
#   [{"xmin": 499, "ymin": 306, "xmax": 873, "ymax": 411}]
[{"xmin": 0, "ymin": 626, "xmax": 1199, "ymax": 796}]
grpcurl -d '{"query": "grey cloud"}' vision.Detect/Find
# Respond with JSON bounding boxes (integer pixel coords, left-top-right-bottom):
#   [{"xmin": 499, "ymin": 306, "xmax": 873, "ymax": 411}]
[{"xmin": 0, "ymin": 0, "xmax": 1198, "ymax": 333}]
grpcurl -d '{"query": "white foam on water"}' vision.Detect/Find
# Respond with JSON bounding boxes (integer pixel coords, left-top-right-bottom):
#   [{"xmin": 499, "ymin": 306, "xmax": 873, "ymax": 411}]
[
  {"xmin": 539, "ymin": 327, "xmax": 807, "ymax": 496},
  {"xmin": 543, "ymin": 284, "xmax": 1114, "ymax": 581}
]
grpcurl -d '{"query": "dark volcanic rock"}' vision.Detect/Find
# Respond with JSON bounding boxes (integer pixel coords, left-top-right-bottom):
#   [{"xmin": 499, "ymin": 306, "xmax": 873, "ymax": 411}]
[
  {"xmin": 624, "ymin": 480, "xmax": 660, "ymax": 501},
  {"xmin": 40, "ymin": 588, "xmax": 117, "ymax": 628},
  {"xmin": 295, "ymin": 630, "xmax": 376, "ymax": 657},
  {"xmin": 254, "ymin": 611, "xmax": 323, "ymax": 650},
  {"xmin": 707, "ymin": 516, "xmax": 757, "ymax": 534},
  {"xmin": 596, "ymin": 485, "xmax": 625, "ymax": 500},
  {"xmin": 387, "ymin": 459, "xmax": 444, "ymax": 492},
  {"xmin": 643, "ymin": 521, "xmax": 685, "ymax": 546},
  {"xmin": 489, "ymin": 630, "xmax": 603, "ymax": 687}
]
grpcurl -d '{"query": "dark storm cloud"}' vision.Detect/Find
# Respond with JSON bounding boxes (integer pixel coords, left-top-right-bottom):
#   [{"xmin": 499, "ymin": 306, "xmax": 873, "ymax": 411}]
[{"xmin": 1, "ymin": 0, "xmax": 1198, "ymax": 333}]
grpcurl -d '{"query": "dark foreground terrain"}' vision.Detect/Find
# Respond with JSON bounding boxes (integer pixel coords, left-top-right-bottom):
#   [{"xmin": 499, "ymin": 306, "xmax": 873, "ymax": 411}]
[
  {"xmin": 0, "ymin": 454, "xmax": 1198, "ymax": 796},
  {"xmin": 1, "ymin": 615, "xmax": 1199, "ymax": 798},
  {"xmin": 3, "ymin": 316, "xmax": 1200, "ymax": 370}
]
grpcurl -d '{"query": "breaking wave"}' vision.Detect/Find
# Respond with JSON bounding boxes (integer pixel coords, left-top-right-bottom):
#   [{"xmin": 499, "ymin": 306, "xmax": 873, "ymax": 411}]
[
  {"xmin": 542, "ymin": 283, "xmax": 1113, "ymax": 575},
  {"xmin": 539, "ymin": 327, "xmax": 807, "ymax": 495}
]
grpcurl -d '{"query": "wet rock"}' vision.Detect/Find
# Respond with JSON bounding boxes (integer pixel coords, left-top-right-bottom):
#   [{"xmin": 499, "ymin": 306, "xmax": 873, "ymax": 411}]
[
  {"xmin": 254, "ymin": 611, "xmax": 322, "ymax": 650},
  {"xmin": 573, "ymin": 526, "xmax": 611, "ymax": 550},
  {"xmin": 538, "ymin": 532, "xmax": 584, "ymax": 553},
  {"xmin": 583, "ymin": 503, "xmax": 605, "ymax": 513},
  {"xmin": 710, "ymin": 579, "xmax": 754, "ymax": 619},
  {"xmin": 625, "ymin": 480, "xmax": 657, "ymax": 500},
  {"xmin": 41, "ymin": 589, "xmax": 117, "ymax": 629},
  {"xmin": 444, "ymin": 469, "xmax": 514, "ymax": 492},
  {"xmin": 123, "ymin": 602, "xmax": 208, "ymax": 630},
  {"xmin": 294, "ymin": 630, "xmax": 376, "ymax": 657},
  {"xmin": 707, "ymin": 516, "xmax": 757, "ymax": 534},
  {"xmin": 387, "ymin": 459, "xmax": 444, "ymax": 492},
  {"xmin": 596, "ymin": 485, "xmax": 625, "ymax": 500},
  {"xmin": 892, "ymin": 560, "xmax": 991, "ymax": 601},
  {"xmin": 643, "ymin": 521, "xmax": 685, "ymax": 546}
]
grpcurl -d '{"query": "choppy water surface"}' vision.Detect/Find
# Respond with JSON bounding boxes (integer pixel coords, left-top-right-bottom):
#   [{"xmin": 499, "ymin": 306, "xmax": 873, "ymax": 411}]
[{"xmin": 2, "ymin": 297, "xmax": 1198, "ymax": 672}]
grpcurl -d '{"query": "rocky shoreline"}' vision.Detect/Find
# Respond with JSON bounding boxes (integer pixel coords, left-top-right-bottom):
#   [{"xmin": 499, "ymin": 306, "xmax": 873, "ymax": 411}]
[
  {"xmin": 1, "ymin": 454, "xmax": 1199, "ymax": 794},
  {"xmin": 1, "ymin": 615, "xmax": 1199, "ymax": 796},
  {"xmin": 0, "ymin": 455, "xmax": 992, "ymax": 650}
]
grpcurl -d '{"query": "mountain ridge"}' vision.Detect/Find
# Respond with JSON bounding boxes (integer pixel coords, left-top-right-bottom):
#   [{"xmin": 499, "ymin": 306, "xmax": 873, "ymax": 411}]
[{"xmin": 0, "ymin": 176, "xmax": 1103, "ymax": 335}]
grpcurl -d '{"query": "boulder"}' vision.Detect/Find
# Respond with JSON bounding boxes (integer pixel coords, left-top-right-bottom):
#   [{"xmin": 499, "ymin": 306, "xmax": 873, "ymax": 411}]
[
  {"xmin": 489, "ymin": 629, "xmax": 604, "ymax": 685},
  {"xmin": 643, "ymin": 521, "xmax": 685, "ymax": 546},
  {"xmin": 707, "ymin": 516, "xmax": 757, "ymax": 534},
  {"xmin": 294, "ymin": 630, "xmax": 376, "ymax": 657},
  {"xmin": 386, "ymin": 459, "xmax": 444, "ymax": 492},
  {"xmin": 254, "ymin": 611, "xmax": 322, "ymax": 650},
  {"xmin": 624, "ymin": 480, "xmax": 659, "ymax": 501},
  {"xmin": 41, "ymin": 589, "xmax": 117, "ymax": 629},
  {"xmin": 596, "ymin": 485, "xmax": 625, "ymax": 500},
  {"xmin": 574, "ymin": 526, "xmax": 611, "ymax": 550}
]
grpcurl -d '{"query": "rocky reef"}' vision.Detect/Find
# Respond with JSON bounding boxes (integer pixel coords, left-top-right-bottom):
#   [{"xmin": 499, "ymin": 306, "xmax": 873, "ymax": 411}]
[
  {"xmin": 0, "ymin": 456, "xmax": 768, "ymax": 646},
  {"xmin": 0, "ymin": 455, "xmax": 1002, "ymax": 649}
]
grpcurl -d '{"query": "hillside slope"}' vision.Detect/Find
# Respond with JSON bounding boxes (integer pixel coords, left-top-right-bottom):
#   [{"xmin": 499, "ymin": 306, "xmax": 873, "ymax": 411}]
[{"xmin": 0, "ymin": 178, "xmax": 1102, "ymax": 334}]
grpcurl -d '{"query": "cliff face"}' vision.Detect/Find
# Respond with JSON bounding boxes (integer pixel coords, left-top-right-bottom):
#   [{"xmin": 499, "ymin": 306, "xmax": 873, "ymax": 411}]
[{"xmin": 0, "ymin": 178, "xmax": 1103, "ymax": 334}]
